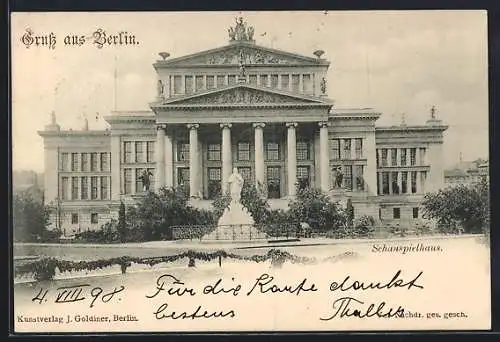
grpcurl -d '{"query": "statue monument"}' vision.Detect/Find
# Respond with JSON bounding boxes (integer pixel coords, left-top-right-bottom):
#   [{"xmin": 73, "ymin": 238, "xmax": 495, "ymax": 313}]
[{"xmin": 204, "ymin": 167, "xmax": 267, "ymax": 241}]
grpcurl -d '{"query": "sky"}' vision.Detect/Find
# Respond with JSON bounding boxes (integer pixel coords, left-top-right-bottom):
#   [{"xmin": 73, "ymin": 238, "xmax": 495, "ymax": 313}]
[{"xmin": 11, "ymin": 10, "xmax": 489, "ymax": 172}]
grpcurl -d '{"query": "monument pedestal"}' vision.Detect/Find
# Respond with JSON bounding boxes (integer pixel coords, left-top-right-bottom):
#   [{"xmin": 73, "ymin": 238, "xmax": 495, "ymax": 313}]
[{"xmin": 203, "ymin": 201, "xmax": 267, "ymax": 241}]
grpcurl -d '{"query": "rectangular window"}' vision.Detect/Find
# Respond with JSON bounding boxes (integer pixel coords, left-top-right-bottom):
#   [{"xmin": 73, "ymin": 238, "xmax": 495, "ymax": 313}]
[
  {"xmin": 100, "ymin": 176, "xmax": 108, "ymax": 200},
  {"xmin": 411, "ymin": 171, "xmax": 417, "ymax": 193},
  {"xmin": 413, "ymin": 207, "xmax": 419, "ymax": 219},
  {"xmin": 81, "ymin": 177, "xmax": 88, "ymax": 200},
  {"xmin": 393, "ymin": 208, "xmax": 401, "ymax": 219},
  {"xmin": 90, "ymin": 153, "xmax": 98, "ymax": 172},
  {"xmin": 329, "ymin": 139, "xmax": 340, "ymax": 160},
  {"xmin": 382, "ymin": 172, "xmax": 390, "ymax": 195},
  {"xmin": 292, "ymin": 74, "xmax": 300, "ymax": 92},
  {"xmin": 391, "ymin": 148, "xmax": 398, "ymax": 166},
  {"xmin": 72, "ymin": 177, "xmax": 79, "ymax": 200},
  {"xmin": 297, "ymin": 166, "xmax": 310, "ymax": 189},
  {"xmin": 136, "ymin": 168, "xmax": 144, "ymax": 193},
  {"xmin": 354, "ymin": 165, "xmax": 364, "ymax": 191},
  {"xmin": 135, "ymin": 142, "xmax": 144, "ymax": 163},
  {"xmin": 177, "ymin": 143, "xmax": 190, "ymax": 162},
  {"xmin": 303, "ymin": 74, "xmax": 313, "ymax": 94},
  {"xmin": 124, "ymin": 169, "xmax": 132, "ymax": 194},
  {"xmin": 410, "ymin": 148, "xmax": 417, "ymax": 166},
  {"xmin": 61, "ymin": 153, "xmax": 69, "ymax": 171},
  {"xmin": 206, "ymin": 75, "xmax": 215, "ymax": 89},
  {"xmin": 71, "ymin": 213, "xmax": 78, "ymax": 224},
  {"xmin": 271, "ymin": 74, "xmax": 279, "ymax": 88},
  {"xmin": 296, "ymin": 141, "xmax": 310, "ymax": 161},
  {"xmin": 402, "ymin": 172, "xmax": 408, "ymax": 194},
  {"xmin": 177, "ymin": 167, "xmax": 190, "ymax": 196},
  {"xmin": 61, "ymin": 177, "xmax": 68, "ymax": 200},
  {"xmin": 343, "ymin": 139, "xmax": 352, "ymax": 159},
  {"xmin": 228, "ymin": 75, "xmax": 237, "ymax": 85},
  {"xmin": 185, "ymin": 75, "xmax": 193, "ymax": 94},
  {"xmin": 381, "ymin": 149, "xmax": 388, "ymax": 166},
  {"xmin": 147, "ymin": 142, "xmax": 155, "ymax": 163},
  {"xmin": 391, "ymin": 172, "xmax": 399, "ymax": 194},
  {"xmin": 124, "ymin": 142, "xmax": 133, "ymax": 163},
  {"xmin": 354, "ymin": 138, "xmax": 363, "ymax": 159},
  {"xmin": 281, "ymin": 74, "xmax": 289, "ymax": 89},
  {"xmin": 400, "ymin": 149, "xmax": 407, "ymax": 166},
  {"xmin": 207, "ymin": 143, "xmax": 221, "ymax": 161},
  {"xmin": 237, "ymin": 142, "xmax": 250, "ymax": 161},
  {"xmin": 91, "ymin": 176, "xmax": 98, "ymax": 199},
  {"xmin": 343, "ymin": 165, "xmax": 353, "ymax": 190},
  {"xmin": 266, "ymin": 142, "xmax": 280, "ymax": 161},
  {"xmin": 195, "ymin": 75, "xmax": 203, "ymax": 91},
  {"xmin": 207, "ymin": 167, "xmax": 221, "ymax": 199},
  {"xmin": 173, "ymin": 75, "xmax": 182, "ymax": 94},
  {"xmin": 81, "ymin": 153, "xmax": 89, "ymax": 172},
  {"xmin": 71, "ymin": 153, "xmax": 79, "ymax": 171},
  {"xmin": 238, "ymin": 167, "xmax": 252, "ymax": 182},
  {"xmin": 249, "ymin": 74, "xmax": 257, "ymax": 85},
  {"xmin": 216, "ymin": 75, "xmax": 225, "ymax": 87},
  {"xmin": 267, "ymin": 166, "xmax": 281, "ymax": 199},
  {"xmin": 260, "ymin": 74, "xmax": 268, "ymax": 87},
  {"xmin": 147, "ymin": 168, "xmax": 155, "ymax": 191},
  {"xmin": 91, "ymin": 213, "xmax": 98, "ymax": 224},
  {"xmin": 100, "ymin": 153, "xmax": 109, "ymax": 171}
]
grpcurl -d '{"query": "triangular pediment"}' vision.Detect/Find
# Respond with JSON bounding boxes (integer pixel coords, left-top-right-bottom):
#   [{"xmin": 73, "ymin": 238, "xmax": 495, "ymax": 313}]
[
  {"xmin": 154, "ymin": 42, "xmax": 329, "ymax": 68},
  {"xmin": 160, "ymin": 84, "xmax": 331, "ymax": 106}
]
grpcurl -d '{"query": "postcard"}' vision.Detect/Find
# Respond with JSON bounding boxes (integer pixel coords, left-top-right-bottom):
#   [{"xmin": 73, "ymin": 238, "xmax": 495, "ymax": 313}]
[{"xmin": 11, "ymin": 10, "xmax": 490, "ymax": 333}]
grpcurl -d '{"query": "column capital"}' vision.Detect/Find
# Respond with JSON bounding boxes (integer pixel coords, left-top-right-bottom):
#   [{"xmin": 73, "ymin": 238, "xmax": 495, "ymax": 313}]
[
  {"xmin": 318, "ymin": 121, "xmax": 329, "ymax": 128},
  {"xmin": 252, "ymin": 122, "xmax": 266, "ymax": 129},
  {"xmin": 156, "ymin": 124, "xmax": 167, "ymax": 131},
  {"xmin": 220, "ymin": 123, "xmax": 233, "ymax": 129},
  {"xmin": 187, "ymin": 123, "xmax": 200, "ymax": 130},
  {"xmin": 286, "ymin": 122, "xmax": 298, "ymax": 128}
]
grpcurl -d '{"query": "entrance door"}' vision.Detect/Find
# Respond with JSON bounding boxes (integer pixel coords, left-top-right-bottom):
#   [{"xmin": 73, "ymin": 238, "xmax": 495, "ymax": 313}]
[
  {"xmin": 267, "ymin": 166, "xmax": 281, "ymax": 199},
  {"xmin": 177, "ymin": 167, "xmax": 190, "ymax": 196}
]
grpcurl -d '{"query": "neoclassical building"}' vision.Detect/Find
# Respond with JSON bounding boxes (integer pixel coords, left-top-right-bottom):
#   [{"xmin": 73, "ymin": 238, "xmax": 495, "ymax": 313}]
[{"xmin": 39, "ymin": 18, "xmax": 448, "ymax": 235}]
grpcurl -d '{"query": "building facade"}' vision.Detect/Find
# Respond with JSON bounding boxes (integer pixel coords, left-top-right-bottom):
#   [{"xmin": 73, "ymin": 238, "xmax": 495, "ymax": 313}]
[
  {"xmin": 39, "ymin": 19, "xmax": 448, "ymax": 235},
  {"xmin": 444, "ymin": 159, "xmax": 489, "ymax": 187}
]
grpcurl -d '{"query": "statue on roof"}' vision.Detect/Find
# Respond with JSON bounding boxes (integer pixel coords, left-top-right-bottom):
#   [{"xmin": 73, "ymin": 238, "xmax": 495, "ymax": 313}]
[
  {"xmin": 228, "ymin": 27, "xmax": 236, "ymax": 41},
  {"xmin": 431, "ymin": 105, "xmax": 437, "ymax": 119},
  {"xmin": 247, "ymin": 26, "xmax": 255, "ymax": 40},
  {"xmin": 234, "ymin": 17, "xmax": 248, "ymax": 41}
]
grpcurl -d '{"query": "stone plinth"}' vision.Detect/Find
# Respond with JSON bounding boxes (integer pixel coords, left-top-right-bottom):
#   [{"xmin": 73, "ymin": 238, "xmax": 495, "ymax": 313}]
[{"xmin": 203, "ymin": 201, "xmax": 267, "ymax": 241}]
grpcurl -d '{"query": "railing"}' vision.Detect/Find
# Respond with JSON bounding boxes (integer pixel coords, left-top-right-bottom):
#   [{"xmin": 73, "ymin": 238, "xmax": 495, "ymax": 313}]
[{"xmin": 170, "ymin": 225, "xmax": 217, "ymax": 241}]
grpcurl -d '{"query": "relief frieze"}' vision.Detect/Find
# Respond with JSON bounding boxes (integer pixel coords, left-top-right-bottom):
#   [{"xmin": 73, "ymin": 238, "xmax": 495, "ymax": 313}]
[{"xmin": 177, "ymin": 88, "xmax": 311, "ymax": 105}]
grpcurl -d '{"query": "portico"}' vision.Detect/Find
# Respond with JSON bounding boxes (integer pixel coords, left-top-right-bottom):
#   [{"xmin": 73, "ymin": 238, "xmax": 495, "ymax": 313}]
[{"xmin": 153, "ymin": 119, "xmax": 329, "ymax": 200}]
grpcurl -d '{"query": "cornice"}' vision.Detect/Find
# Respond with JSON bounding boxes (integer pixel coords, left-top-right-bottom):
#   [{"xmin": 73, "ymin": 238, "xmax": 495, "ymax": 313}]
[{"xmin": 37, "ymin": 130, "xmax": 110, "ymax": 138}]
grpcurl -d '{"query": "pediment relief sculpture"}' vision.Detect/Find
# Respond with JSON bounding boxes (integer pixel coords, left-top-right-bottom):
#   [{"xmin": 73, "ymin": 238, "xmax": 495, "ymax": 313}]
[
  {"xmin": 204, "ymin": 47, "xmax": 303, "ymax": 65},
  {"xmin": 176, "ymin": 88, "xmax": 312, "ymax": 105}
]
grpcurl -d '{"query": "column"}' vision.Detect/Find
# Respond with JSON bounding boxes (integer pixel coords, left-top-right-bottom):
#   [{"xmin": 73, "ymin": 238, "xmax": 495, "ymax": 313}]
[
  {"xmin": 405, "ymin": 171, "xmax": 411, "ymax": 194},
  {"xmin": 299, "ymin": 74, "xmax": 304, "ymax": 93},
  {"xmin": 181, "ymin": 75, "xmax": 186, "ymax": 95},
  {"xmin": 110, "ymin": 134, "xmax": 121, "ymax": 200},
  {"xmin": 415, "ymin": 171, "xmax": 420, "ymax": 193},
  {"xmin": 221, "ymin": 123, "xmax": 232, "ymax": 194},
  {"xmin": 288, "ymin": 74, "xmax": 293, "ymax": 92},
  {"xmin": 286, "ymin": 122, "xmax": 298, "ymax": 197},
  {"xmin": 387, "ymin": 148, "xmax": 392, "ymax": 166},
  {"xmin": 397, "ymin": 171, "xmax": 403, "ymax": 195},
  {"xmin": 319, "ymin": 122, "xmax": 330, "ymax": 192},
  {"xmin": 396, "ymin": 149, "xmax": 400, "ymax": 166},
  {"xmin": 155, "ymin": 124, "xmax": 166, "ymax": 191},
  {"xmin": 97, "ymin": 176, "xmax": 101, "ymax": 200},
  {"xmin": 203, "ymin": 75, "xmax": 207, "ymax": 90},
  {"xmin": 253, "ymin": 123, "xmax": 266, "ymax": 191},
  {"xmin": 415, "ymin": 147, "xmax": 421, "ymax": 166},
  {"xmin": 164, "ymin": 132, "xmax": 173, "ymax": 188},
  {"xmin": 377, "ymin": 149, "xmax": 381, "ymax": 167},
  {"xmin": 406, "ymin": 148, "xmax": 411, "ymax": 166},
  {"xmin": 278, "ymin": 74, "xmax": 282, "ymax": 89},
  {"xmin": 187, "ymin": 124, "xmax": 200, "ymax": 198}
]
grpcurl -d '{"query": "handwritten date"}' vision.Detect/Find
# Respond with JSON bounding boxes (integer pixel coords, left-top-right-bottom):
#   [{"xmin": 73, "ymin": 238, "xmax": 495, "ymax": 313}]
[{"xmin": 32, "ymin": 284, "xmax": 125, "ymax": 308}]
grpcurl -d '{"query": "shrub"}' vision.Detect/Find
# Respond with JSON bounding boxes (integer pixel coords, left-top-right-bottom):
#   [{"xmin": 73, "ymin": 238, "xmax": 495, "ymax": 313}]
[
  {"xmin": 288, "ymin": 187, "xmax": 347, "ymax": 233},
  {"xmin": 353, "ymin": 215, "xmax": 376, "ymax": 237}
]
